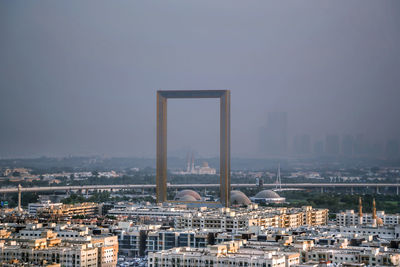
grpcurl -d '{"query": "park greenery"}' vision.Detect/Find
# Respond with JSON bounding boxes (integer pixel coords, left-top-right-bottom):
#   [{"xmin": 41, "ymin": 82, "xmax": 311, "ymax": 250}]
[{"xmin": 269, "ymin": 191, "xmax": 400, "ymax": 214}]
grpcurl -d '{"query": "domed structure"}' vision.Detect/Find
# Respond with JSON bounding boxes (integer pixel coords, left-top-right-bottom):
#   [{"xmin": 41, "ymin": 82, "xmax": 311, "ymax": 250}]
[
  {"xmin": 230, "ymin": 190, "xmax": 251, "ymax": 206},
  {"xmin": 251, "ymin": 190, "xmax": 285, "ymax": 204},
  {"xmin": 231, "ymin": 190, "xmax": 243, "ymax": 195},
  {"xmin": 174, "ymin": 190, "xmax": 201, "ymax": 201},
  {"xmin": 177, "ymin": 195, "xmax": 198, "ymax": 202},
  {"xmin": 254, "ymin": 190, "xmax": 281, "ymax": 199}
]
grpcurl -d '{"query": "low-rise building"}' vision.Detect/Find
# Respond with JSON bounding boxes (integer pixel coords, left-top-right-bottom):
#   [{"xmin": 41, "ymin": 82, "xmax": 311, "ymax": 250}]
[
  {"xmin": 0, "ymin": 223, "xmax": 118, "ymax": 267},
  {"xmin": 338, "ymin": 225, "xmax": 400, "ymax": 239},
  {"xmin": 336, "ymin": 209, "xmax": 400, "ymax": 227},
  {"xmin": 28, "ymin": 201, "xmax": 63, "ymax": 216},
  {"xmin": 107, "ymin": 204, "xmax": 193, "ymax": 219},
  {"xmin": 302, "ymin": 247, "xmax": 400, "ymax": 266},
  {"xmin": 148, "ymin": 241, "xmax": 300, "ymax": 267},
  {"xmin": 37, "ymin": 202, "xmax": 100, "ymax": 220},
  {"xmin": 174, "ymin": 206, "xmax": 328, "ymax": 231}
]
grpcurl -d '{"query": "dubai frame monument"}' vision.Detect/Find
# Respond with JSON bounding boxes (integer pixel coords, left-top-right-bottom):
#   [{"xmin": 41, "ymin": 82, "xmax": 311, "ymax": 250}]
[{"xmin": 156, "ymin": 90, "xmax": 231, "ymax": 207}]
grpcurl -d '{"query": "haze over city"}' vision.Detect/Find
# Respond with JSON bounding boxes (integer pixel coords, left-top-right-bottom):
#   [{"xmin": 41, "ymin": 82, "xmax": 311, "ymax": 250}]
[
  {"xmin": 3, "ymin": 2, "xmax": 400, "ymax": 267},
  {"xmin": 1, "ymin": 1, "xmax": 400, "ymax": 159}
]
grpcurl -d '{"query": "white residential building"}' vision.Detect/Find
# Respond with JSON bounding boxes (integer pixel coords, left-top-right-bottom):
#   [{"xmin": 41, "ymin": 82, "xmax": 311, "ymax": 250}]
[
  {"xmin": 28, "ymin": 200, "xmax": 63, "ymax": 215},
  {"xmin": 148, "ymin": 241, "xmax": 299, "ymax": 267}
]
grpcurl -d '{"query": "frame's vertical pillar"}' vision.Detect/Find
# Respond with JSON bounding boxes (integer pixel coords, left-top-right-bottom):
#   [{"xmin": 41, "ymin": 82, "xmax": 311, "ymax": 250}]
[
  {"xmin": 220, "ymin": 91, "xmax": 231, "ymax": 207},
  {"xmin": 156, "ymin": 92, "xmax": 168, "ymax": 203}
]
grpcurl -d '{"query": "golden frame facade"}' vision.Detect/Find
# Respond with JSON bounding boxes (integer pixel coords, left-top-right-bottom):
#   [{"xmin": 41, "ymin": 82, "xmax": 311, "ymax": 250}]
[{"xmin": 156, "ymin": 90, "xmax": 231, "ymax": 207}]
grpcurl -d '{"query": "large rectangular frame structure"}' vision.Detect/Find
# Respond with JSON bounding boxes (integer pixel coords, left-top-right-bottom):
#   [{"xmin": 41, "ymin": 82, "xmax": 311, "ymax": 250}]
[{"xmin": 156, "ymin": 90, "xmax": 231, "ymax": 207}]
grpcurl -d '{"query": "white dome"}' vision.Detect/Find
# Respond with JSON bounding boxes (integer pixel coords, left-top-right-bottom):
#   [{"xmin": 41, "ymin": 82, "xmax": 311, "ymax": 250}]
[{"xmin": 254, "ymin": 190, "xmax": 281, "ymax": 199}]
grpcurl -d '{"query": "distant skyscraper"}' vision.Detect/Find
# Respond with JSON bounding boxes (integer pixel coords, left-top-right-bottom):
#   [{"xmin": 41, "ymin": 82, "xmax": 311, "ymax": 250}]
[
  {"xmin": 341, "ymin": 134, "xmax": 354, "ymax": 156},
  {"xmin": 293, "ymin": 134, "xmax": 311, "ymax": 155},
  {"xmin": 313, "ymin": 140, "xmax": 324, "ymax": 155},
  {"xmin": 325, "ymin": 135, "xmax": 340, "ymax": 155},
  {"xmin": 369, "ymin": 141, "xmax": 383, "ymax": 158},
  {"xmin": 354, "ymin": 134, "xmax": 367, "ymax": 155},
  {"xmin": 259, "ymin": 112, "xmax": 287, "ymax": 156},
  {"xmin": 386, "ymin": 139, "xmax": 399, "ymax": 159}
]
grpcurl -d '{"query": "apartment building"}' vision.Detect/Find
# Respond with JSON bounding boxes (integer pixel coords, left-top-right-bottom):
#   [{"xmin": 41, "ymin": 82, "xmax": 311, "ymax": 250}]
[
  {"xmin": 92, "ymin": 236, "xmax": 118, "ymax": 267},
  {"xmin": 174, "ymin": 206, "xmax": 328, "ymax": 231},
  {"xmin": 148, "ymin": 241, "xmax": 300, "ymax": 267},
  {"xmin": 37, "ymin": 202, "xmax": 100, "ymax": 220},
  {"xmin": 107, "ymin": 204, "xmax": 193, "ymax": 219},
  {"xmin": 302, "ymin": 247, "xmax": 400, "ymax": 266},
  {"xmin": 28, "ymin": 200, "xmax": 63, "ymax": 215},
  {"xmin": 0, "ymin": 240, "xmax": 98, "ymax": 267},
  {"xmin": 338, "ymin": 225, "xmax": 400, "ymax": 239},
  {"xmin": 336, "ymin": 209, "xmax": 400, "ymax": 226},
  {"xmin": 0, "ymin": 223, "xmax": 118, "ymax": 267}
]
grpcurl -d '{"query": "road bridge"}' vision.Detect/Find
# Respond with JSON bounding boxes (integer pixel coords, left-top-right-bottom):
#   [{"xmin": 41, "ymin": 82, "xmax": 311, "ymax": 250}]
[{"xmin": 0, "ymin": 183, "xmax": 399, "ymax": 194}]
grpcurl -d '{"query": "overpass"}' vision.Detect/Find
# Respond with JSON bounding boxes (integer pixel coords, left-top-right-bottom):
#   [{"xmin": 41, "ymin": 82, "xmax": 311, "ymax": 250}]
[{"xmin": 0, "ymin": 183, "xmax": 399, "ymax": 194}]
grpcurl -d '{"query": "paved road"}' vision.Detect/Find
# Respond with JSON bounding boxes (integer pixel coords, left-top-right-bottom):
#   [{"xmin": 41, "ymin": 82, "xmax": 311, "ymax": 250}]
[{"xmin": 0, "ymin": 183, "xmax": 398, "ymax": 194}]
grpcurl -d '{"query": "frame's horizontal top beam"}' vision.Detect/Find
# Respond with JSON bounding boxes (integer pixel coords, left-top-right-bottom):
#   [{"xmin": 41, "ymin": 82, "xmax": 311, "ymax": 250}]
[{"xmin": 158, "ymin": 90, "xmax": 228, "ymax": 98}]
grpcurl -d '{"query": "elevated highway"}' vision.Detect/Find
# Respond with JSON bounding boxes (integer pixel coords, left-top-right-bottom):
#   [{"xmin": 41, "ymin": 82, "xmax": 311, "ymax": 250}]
[{"xmin": 0, "ymin": 183, "xmax": 399, "ymax": 194}]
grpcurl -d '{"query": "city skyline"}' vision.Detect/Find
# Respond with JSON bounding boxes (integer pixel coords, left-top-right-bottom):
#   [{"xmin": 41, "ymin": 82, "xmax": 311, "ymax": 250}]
[
  {"xmin": 2, "ymin": 1, "xmax": 400, "ymax": 267},
  {"xmin": 0, "ymin": 107, "xmax": 398, "ymax": 159}
]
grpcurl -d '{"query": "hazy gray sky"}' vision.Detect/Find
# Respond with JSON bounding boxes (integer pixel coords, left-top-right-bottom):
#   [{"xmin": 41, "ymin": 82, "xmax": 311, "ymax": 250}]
[{"xmin": 1, "ymin": 1, "xmax": 399, "ymax": 158}]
